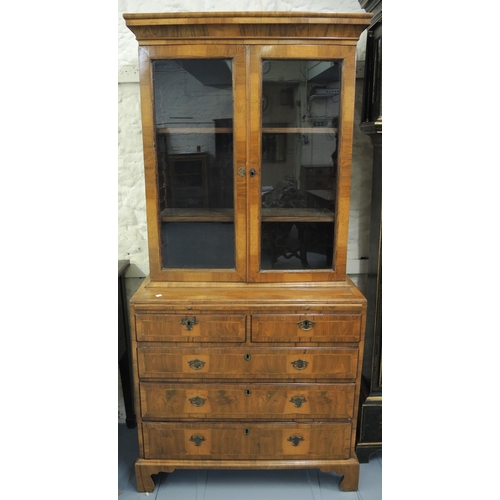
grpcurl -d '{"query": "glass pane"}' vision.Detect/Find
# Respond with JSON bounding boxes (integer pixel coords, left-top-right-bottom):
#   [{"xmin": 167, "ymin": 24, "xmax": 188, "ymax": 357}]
[
  {"xmin": 153, "ymin": 60, "xmax": 235, "ymax": 269},
  {"xmin": 162, "ymin": 222, "xmax": 235, "ymax": 269},
  {"xmin": 260, "ymin": 60, "xmax": 340, "ymax": 270}
]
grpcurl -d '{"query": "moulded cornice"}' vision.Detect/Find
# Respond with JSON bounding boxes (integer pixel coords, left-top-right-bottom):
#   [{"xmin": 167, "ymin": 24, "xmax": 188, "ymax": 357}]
[{"xmin": 124, "ymin": 12, "xmax": 373, "ymax": 44}]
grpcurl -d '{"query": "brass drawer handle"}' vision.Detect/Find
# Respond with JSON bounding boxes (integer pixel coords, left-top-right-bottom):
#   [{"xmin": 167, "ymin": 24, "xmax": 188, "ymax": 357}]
[
  {"xmin": 189, "ymin": 396, "xmax": 206, "ymax": 407},
  {"xmin": 188, "ymin": 359, "xmax": 205, "ymax": 370},
  {"xmin": 287, "ymin": 434, "xmax": 304, "ymax": 446},
  {"xmin": 297, "ymin": 319, "xmax": 315, "ymax": 331},
  {"xmin": 291, "ymin": 359, "xmax": 309, "ymax": 370},
  {"xmin": 189, "ymin": 434, "xmax": 206, "ymax": 447},
  {"xmin": 180, "ymin": 316, "xmax": 198, "ymax": 331},
  {"xmin": 290, "ymin": 395, "xmax": 307, "ymax": 408}
]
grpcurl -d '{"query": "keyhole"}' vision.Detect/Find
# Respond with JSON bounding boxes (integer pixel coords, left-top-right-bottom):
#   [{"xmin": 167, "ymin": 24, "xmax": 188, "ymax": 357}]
[
  {"xmin": 181, "ymin": 316, "xmax": 198, "ymax": 331},
  {"xmin": 244, "ymin": 353, "xmax": 252, "ymax": 361},
  {"xmin": 245, "ymin": 389, "xmax": 252, "ymax": 396},
  {"xmin": 244, "ymin": 428, "xmax": 250, "ymax": 435}
]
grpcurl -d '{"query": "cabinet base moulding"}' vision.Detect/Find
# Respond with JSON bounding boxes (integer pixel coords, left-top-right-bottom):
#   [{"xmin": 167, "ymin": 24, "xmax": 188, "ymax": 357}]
[{"xmin": 134, "ymin": 457, "xmax": 360, "ymax": 492}]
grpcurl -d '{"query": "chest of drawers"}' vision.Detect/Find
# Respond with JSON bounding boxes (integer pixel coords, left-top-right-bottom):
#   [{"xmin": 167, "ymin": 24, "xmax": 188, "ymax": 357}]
[{"xmin": 129, "ymin": 279, "xmax": 366, "ymax": 492}]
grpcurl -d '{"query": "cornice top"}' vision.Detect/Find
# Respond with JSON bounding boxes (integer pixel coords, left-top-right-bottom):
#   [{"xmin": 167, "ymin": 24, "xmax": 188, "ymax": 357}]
[{"xmin": 124, "ymin": 12, "xmax": 372, "ymax": 44}]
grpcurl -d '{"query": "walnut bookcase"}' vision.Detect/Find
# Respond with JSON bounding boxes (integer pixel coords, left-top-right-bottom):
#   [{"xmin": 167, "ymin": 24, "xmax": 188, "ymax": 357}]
[{"xmin": 124, "ymin": 11, "xmax": 371, "ymax": 493}]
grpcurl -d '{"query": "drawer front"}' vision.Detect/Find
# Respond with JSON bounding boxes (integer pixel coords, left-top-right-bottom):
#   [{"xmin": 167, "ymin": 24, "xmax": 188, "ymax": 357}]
[
  {"xmin": 137, "ymin": 347, "xmax": 359, "ymax": 380},
  {"xmin": 251, "ymin": 314, "xmax": 362, "ymax": 343},
  {"xmin": 140, "ymin": 382, "xmax": 355, "ymax": 420},
  {"xmin": 135, "ymin": 314, "xmax": 246, "ymax": 342},
  {"xmin": 143, "ymin": 422, "xmax": 351, "ymax": 460}
]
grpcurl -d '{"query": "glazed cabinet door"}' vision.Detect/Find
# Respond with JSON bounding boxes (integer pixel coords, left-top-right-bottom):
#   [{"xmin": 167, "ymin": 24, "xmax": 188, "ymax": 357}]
[
  {"xmin": 247, "ymin": 45, "xmax": 357, "ymax": 282},
  {"xmin": 139, "ymin": 45, "xmax": 247, "ymax": 282}
]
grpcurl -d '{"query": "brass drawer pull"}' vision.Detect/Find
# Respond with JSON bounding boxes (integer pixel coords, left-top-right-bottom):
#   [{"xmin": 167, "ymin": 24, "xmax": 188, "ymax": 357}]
[
  {"xmin": 287, "ymin": 434, "xmax": 304, "ymax": 446},
  {"xmin": 297, "ymin": 319, "xmax": 315, "ymax": 331},
  {"xmin": 189, "ymin": 396, "xmax": 206, "ymax": 407},
  {"xmin": 291, "ymin": 359, "xmax": 309, "ymax": 370},
  {"xmin": 188, "ymin": 359, "xmax": 206, "ymax": 370},
  {"xmin": 180, "ymin": 316, "xmax": 198, "ymax": 331},
  {"xmin": 290, "ymin": 395, "xmax": 307, "ymax": 408},
  {"xmin": 189, "ymin": 434, "xmax": 206, "ymax": 447}
]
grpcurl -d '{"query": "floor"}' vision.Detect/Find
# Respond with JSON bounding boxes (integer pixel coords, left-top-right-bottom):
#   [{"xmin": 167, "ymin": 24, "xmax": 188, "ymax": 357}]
[{"xmin": 118, "ymin": 424, "xmax": 382, "ymax": 500}]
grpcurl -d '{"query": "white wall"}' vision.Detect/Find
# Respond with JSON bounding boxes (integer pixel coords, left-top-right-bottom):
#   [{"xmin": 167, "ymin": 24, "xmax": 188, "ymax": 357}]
[{"xmin": 117, "ymin": 0, "xmax": 373, "ymax": 279}]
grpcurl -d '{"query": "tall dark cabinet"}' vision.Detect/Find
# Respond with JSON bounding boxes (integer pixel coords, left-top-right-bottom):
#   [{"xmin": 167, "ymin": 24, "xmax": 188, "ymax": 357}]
[{"xmin": 356, "ymin": 0, "xmax": 382, "ymax": 463}]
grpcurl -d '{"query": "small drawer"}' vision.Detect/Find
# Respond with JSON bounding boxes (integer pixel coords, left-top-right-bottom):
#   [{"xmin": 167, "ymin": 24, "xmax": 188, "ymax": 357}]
[
  {"xmin": 140, "ymin": 382, "xmax": 355, "ymax": 420},
  {"xmin": 142, "ymin": 422, "xmax": 351, "ymax": 460},
  {"xmin": 137, "ymin": 347, "xmax": 358, "ymax": 380},
  {"xmin": 135, "ymin": 313, "xmax": 246, "ymax": 342},
  {"xmin": 251, "ymin": 314, "xmax": 362, "ymax": 343}
]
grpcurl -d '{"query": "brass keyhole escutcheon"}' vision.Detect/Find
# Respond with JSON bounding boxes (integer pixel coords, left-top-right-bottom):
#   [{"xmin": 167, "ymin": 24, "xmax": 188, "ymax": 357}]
[
  {"xmin": 188, "ymin": 359, "xmax": 206, "ymax": 370},
  {"xmin": 243, "ymin": 428, "xmax": 250, "ymax": 435},
  {"xmin": 181, "ymin": 316, "xmax": 198, "ymax": 331},
  {"xmin": 245, "ymin": 389, "xmax": 252, "ymax": 396},
  {"xmin": 249, "ymin": 168, "xmax": 257, "ymax": 177},
  {"xmin": 189, "ymin": 396, "xmax": 206, "ymax": 407},
  {"xmin": 297, "ymin": 319, "xmax": 315, "ymax": 331},
  {"xmin": 244, "ymin": 353, "xmax": 252, "ymax": 361},
  {"xmin": 290, "ymin": 395, "xmax": 307, "ymax": 408},
  {"xmin": 291, "ymin": 359, "xmax": 309, "ymax": 370},
  {"xmin": 190, "ymin": 434, "xmax": 206, "ymax": 447},
  {"xmin": 287, "ymin": 434, "xmax": 304, "ymax": 447}
]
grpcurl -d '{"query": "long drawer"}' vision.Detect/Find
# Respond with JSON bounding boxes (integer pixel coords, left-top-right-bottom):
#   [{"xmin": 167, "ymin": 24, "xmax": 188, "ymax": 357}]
[
  {"xmin": 140, "ymin": 382, "xmax": 355, "ymax": 420},
  {"xmin": 251, "ymin": 314, "xmax": 362, "ymax": 343},
  {"xmin": 135, "ymin": 313, "xmax": 246, "ymax": 342},
  {"xmin": 142, "ymin": 422, "xmax": 352, "ymax": 460},
  {"xmin": 137, "ymin": 347, "xmax": 359, "ymax": 380}
]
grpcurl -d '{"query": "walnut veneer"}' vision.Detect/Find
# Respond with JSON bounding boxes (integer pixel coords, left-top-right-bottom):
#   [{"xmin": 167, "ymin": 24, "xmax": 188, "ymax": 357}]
[{"xmin": 124, "ymin": 12, "xmax": 371, "ymax": 494}]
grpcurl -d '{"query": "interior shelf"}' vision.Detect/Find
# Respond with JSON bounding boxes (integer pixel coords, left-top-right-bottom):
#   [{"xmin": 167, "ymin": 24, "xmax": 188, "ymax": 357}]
[
  {"xmin": 262, "ymin": 127, "xmax": 338, "ymax": 134},
  {"xmin": 157, "ymin": 127, "xmax": 232, "ymax": 134},
  {"xmin": 160, "ymin": 208, "xmax": 234, "ymax": 222},
  {"xmin": 160, "ymin": 207, "xmax": 334, "ymax": 223},
  {"xmin": 156, "ymin": 127, "xmax": 338, "ymax": 134},
  {"xmin": 261, "ymin": 207, "xmax": 334, "ymax": 222}
]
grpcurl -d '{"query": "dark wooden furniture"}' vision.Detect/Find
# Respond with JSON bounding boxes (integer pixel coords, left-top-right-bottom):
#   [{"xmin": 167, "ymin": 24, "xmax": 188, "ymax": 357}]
[
  {"xmin": 118, "ymin": 260, "xmax": 136, "ymax": 429},
  {"xmin": 356, "ymin": 0, "xmax": 382, "ymax": 463},
  {"xmin": 167, "ymin": 153, "xmax": 209, "ymax": 209},
  {"xmin": 300, "ymin": 165, "xmax": 336, "ymax": 191},
  {"xmin": 124, "ymin": 11, "xmax": 371, "ymax": 493}
]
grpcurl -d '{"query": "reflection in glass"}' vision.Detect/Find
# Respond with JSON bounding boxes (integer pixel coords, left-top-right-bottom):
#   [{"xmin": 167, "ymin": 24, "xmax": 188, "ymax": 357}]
[
  {"xmin": 260, "ymin": 60, "xmax": 341, "ymax": 270},
  {"xmin": 153, "ymin": 60, "xmax": 235, "ymax": 269}
]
